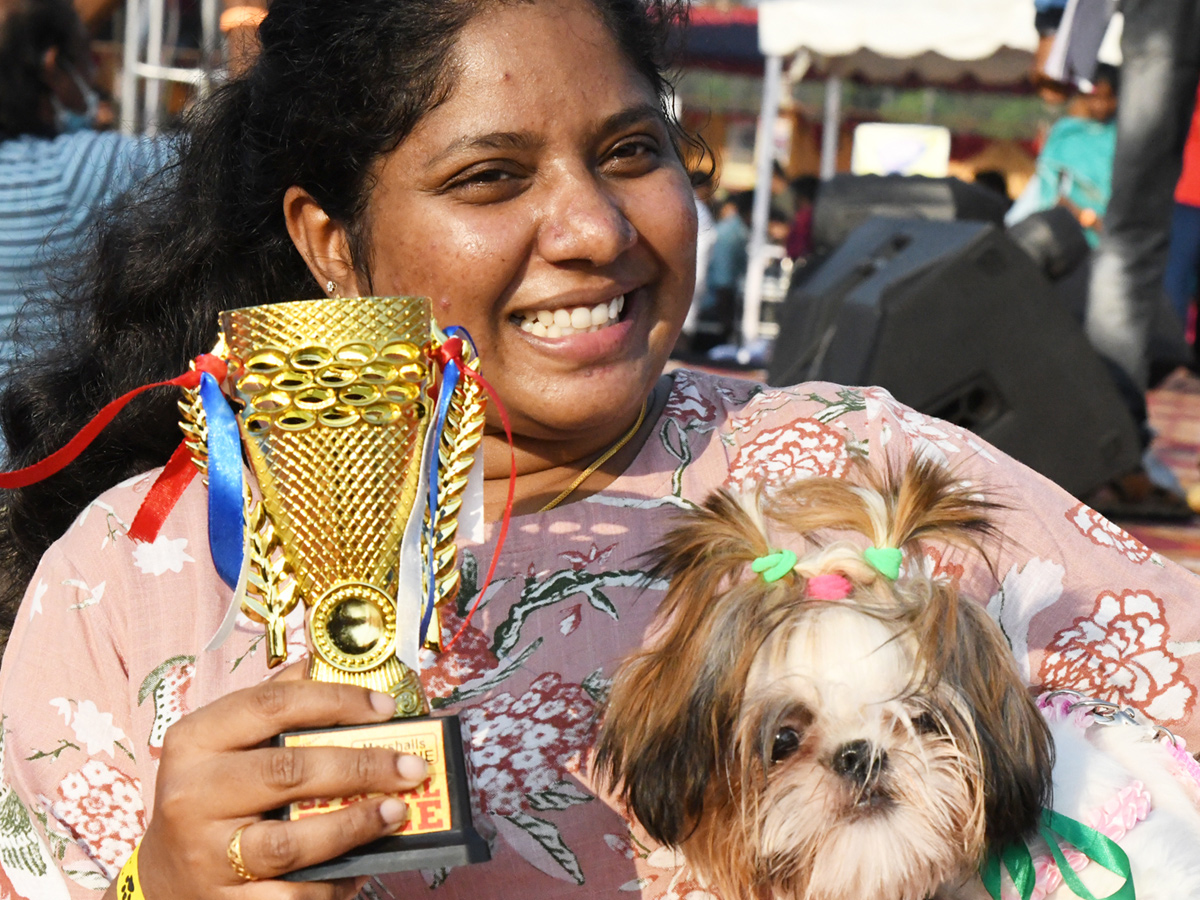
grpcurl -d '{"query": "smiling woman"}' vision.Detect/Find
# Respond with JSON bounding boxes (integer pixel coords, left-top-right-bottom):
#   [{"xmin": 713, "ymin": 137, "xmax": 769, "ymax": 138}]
[
  {"xmin": 281, "ymin": 0, "xmax": 697, "ymax": 496},
  {"xmin": 1, "ymin": 1, "xmax": 1200, "ymax": 900}
]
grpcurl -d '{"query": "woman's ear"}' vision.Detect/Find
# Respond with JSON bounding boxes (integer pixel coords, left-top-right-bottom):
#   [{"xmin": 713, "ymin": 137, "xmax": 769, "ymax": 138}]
[
  {"xmin": 40, "ymin": 46, "xmax": 59, "ymax": 82},
  {"xmin": 40, "ymin": 46, "xmax": 73, "ymax": 104},
  {"xmin": 282, "ymin": 186, "xmax": 363, "ymax": 297}
]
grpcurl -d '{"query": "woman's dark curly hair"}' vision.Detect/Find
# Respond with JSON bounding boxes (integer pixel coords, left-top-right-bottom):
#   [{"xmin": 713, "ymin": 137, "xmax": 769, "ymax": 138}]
[{"xmin": 0, "ymin": 0, "xmax": 697, "ymax": 640}]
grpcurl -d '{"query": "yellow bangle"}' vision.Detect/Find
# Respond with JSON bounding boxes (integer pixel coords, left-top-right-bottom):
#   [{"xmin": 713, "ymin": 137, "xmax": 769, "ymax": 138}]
[
  {"xmin": 220, "ymin": 5, "xmax": 267, "ymax": 32},
  {"xmin": 115, "ymin": 842, "xmax": 146, "ymax": 900}
]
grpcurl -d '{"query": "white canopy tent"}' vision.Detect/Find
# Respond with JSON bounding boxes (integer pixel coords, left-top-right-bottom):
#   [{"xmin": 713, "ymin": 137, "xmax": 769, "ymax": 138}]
[
  {"xmin": 741, "ymin": 0, "xmax": 1043, "ymax": 349},
  {"xmin": 758, "ymin": 0, "xmax": 1039, "ymax": 66}
]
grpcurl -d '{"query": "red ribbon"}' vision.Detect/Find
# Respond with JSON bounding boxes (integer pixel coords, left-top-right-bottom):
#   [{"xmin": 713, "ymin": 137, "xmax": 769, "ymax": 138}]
[
  {"xmin": 126, "ymin": 440, "xmax": 202, "ymax": 544},
  {"xmin": 433, "ymin": 341, "xmax": 515, "ymax": 652},
  {"xmin": 0, "ymin": 354, "xmax": 227, "ymax": 492},
  {"xmin": 126, "ymin": 354, "xmax": 229, "ymax": 543},
  {"xmin": 0, "ymin": 353, "xmax": 228, "ymax": 553},
  {"xmin": 429, "ymin": 337, "xmax": 464, "ymax": 370}
]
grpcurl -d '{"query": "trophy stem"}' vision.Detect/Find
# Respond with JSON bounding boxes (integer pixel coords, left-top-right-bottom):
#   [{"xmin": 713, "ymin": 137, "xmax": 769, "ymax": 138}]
[{"xmin": 307, "ymin": 655, "xmax": 429, "ymax": 717}]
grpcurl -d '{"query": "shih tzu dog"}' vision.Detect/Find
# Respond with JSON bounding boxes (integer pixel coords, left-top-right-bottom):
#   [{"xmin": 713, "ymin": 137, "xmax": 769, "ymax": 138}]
[{"xmin": 595, "ymin": 458, "xmax": 1200, "ymax": 900}]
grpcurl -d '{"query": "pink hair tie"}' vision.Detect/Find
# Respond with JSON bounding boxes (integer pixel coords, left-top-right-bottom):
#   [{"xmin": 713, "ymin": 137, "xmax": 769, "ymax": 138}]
[{"xmin": 806, "ymin": 573, "xmax": 853, "ymax": 601}]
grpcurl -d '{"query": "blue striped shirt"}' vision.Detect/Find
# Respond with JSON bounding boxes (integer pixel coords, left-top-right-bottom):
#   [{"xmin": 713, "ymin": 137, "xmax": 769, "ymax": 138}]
[{"xmin": 0, "ymin": 130, "xmax": 172, "ymax": 371}]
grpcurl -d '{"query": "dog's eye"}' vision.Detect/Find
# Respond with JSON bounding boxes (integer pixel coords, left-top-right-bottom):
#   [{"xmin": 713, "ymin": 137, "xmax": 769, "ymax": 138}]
[
  {"xmin": 912, "ymin": 712, "xmax": 940, "ymax": 734},
  {"xmin": 770, "ymin": 726, "xmax": 801, "ymax": 763}
]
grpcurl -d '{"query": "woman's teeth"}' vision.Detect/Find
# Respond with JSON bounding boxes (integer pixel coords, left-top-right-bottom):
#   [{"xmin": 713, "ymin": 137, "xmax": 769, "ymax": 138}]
[{"xmin": 518, "ymin": 296, "xmax": 624, "ymax": 338}]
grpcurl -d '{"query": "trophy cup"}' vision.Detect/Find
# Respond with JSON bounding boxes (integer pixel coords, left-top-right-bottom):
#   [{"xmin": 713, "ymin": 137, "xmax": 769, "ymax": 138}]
[{"xmin": 206, "ymin": 295, "xmax": 491, "ymax": 880}]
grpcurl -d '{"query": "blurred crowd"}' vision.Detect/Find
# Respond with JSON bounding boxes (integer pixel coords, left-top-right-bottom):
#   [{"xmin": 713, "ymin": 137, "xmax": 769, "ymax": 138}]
[
  {"xmin": 676, "ymin": 0, "xmax": 1200, "ymax": 519},
  {"xmin": 681, "ymin": 164, "xmax": 817, "ymax": 358},
  {"xmin": 0, "ymin": 0, "xmax": 265, "ymax": 381}
]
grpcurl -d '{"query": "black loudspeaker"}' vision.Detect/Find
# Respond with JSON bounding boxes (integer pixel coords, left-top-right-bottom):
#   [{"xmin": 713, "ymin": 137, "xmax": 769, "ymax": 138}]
[
  {"xmin": 812, "ymin": 175, "xmax": 1011, "ymax": 254},
  {"xmin": 1007, "ymin": 207, "xmax": 1092, "ymax": 282},
  {"xmin": 766, "ymin": 217, "xmax": 1141, "ymax": 498}
]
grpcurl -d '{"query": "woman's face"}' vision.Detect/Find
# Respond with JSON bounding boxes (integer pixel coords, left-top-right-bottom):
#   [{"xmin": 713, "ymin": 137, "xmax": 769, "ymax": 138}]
[{"xmin": 351, "ymin": 0, "xmax": 697, "ymax": 448}]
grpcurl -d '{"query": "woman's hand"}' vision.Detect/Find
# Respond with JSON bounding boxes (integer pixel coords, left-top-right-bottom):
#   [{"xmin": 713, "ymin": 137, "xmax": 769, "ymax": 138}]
[{"xmin": 122, "ymin": 667, "xmax": 429, "ymax": 899}]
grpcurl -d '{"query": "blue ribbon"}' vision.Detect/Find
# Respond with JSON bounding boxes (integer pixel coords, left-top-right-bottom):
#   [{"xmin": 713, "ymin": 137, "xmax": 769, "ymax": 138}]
[
  {"xmin": 199, "ymin": 372, "xmax": 245, "ymax": 589},
  {"xmin": 418, "ymin": 344, "xmax": 461, "ymax": 646}
]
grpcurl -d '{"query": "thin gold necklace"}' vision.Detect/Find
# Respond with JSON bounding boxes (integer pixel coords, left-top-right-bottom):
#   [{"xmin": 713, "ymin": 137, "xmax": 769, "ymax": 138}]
[{"xmin": 539, "ymin": 399, "xmax": 649, "ymax": 512}]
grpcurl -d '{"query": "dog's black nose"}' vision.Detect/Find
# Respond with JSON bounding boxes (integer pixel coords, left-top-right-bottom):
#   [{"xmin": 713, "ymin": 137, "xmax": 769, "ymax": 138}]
[{"xmin": 831, "ymin": 739, "xmax": 886, "ymax": 788}]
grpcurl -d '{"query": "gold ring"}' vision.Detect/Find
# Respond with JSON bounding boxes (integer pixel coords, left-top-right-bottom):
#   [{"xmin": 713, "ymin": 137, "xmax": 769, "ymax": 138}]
[{"xmin": 227, "ymin": 822, "xmax": 257, "ymax": 882}]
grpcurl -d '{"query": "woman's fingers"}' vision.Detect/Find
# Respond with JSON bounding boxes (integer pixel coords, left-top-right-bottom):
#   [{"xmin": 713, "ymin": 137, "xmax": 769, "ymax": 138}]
[
  {"xmin": 166, "ymin": 678, "xmax": 397, "ymax": 754},
  {"xmin": 189, "ymin": 743, "xmax": 429, "ymax": 818},
  {"xmin": 140, "ymin": 673, "xmax": 435, "ymax": 895},
  {"xmin": 140, "ymin": 678, "xmax": 428, "ymax": 893},
  {"xmin": 226, "ymin": 797, "xmax": 409, "ymax": 883}
]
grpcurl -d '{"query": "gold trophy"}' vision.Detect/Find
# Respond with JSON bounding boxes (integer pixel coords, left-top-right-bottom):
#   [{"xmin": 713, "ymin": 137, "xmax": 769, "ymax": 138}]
[{"xmin": 203, "ymin": 295, "xmax": 490, "ymax": 880}]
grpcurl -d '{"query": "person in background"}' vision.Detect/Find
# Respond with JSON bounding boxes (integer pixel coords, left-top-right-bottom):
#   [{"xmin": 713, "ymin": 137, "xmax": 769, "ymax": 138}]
[
  {"xmin": 1030, "ymin": 0, "xmax": 1073, "ymax": 104},
  {"xmin": 1058, "ymin": 0, "xmax": 1200, "ymax": 430},
  {"xmin": 0, "ymin": 0, "xmax": 265, "ymax": 390},
  {"xmin": 784, "ymin": 174, "xmax": 817, "ymax": 261},
  {"xmin": 769, "ymin": 158, "xmax": 794, "ymax": 222},
  {"xmin": 1006, "ymin": 64, "xmax": 1119, "ymax": 248},
  {"xmin": 695, "ymin": 189, "xmax": 752, "ymax": 352},
  {"xmin": 1031, "ymin": 0, "xmax": 1200, "ymax": 519},
  {"xmin": 1163, "ymin": 84, "xmax": 1200, "ymax": 362},
  {"xmin": 766, "ymin": 205, "xmax": 790, "ymax": 245},
  {"xmin": 0, "ymin": 0, "xmax": 173, "ymax": 380}
]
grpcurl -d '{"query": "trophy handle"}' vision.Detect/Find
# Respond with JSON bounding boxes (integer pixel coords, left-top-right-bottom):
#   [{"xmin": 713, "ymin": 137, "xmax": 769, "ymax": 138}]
[
  {"xmin": 243, "ymin": 498, "xmax": 300, "ymax": 668},
  {"xmin": 421, "ymin": 353, "xmax": 487, "ymax": 651}
]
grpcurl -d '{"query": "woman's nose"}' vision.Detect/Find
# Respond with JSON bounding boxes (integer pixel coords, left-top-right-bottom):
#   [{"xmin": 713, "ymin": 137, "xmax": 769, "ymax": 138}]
[{"xmin": 537, "ymin": 171, "xmax": 637, "ymax": 266}]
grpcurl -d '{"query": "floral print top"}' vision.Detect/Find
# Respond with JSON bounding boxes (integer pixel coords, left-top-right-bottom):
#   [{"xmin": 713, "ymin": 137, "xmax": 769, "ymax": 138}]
[{"xmin": 1, "ymin": 371, "xmax": 1198, "ymax": 900}]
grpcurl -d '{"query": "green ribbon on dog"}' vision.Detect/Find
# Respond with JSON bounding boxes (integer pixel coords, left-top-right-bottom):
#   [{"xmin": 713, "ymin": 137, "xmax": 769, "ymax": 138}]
[
  {"xmin": 863, "ymin": 546, "xmax": 902, "ymax": 580},
  {"xmin": 751, "ymin": 550, "xmax": 798, "ymax": 584},
  {"xmin": 981, "ymin": 809, "xmax": 1134, "ymax": 900}
]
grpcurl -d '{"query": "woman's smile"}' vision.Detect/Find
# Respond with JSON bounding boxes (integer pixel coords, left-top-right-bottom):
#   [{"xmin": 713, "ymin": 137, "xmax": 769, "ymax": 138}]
[{"xmin": 515, "ymin": 294, "xmax": 625, "ymax": 339}]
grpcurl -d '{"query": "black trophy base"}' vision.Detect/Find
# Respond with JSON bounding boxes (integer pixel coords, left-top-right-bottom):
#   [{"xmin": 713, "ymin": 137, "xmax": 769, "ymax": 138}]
[
  {"xmin": 271, "ymin": 714, "xmax": 491, "ymax": 881},
  {"xmin": 281, "ymin": 823, "xmax": 492, "ymax": 881}
]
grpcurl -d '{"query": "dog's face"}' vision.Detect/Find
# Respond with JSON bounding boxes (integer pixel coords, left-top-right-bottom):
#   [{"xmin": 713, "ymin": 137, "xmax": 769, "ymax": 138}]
[
  {"xmin": 731, "ymin": 601, "xmax": 984, "ymax": 900},
  {"xmin": 595, "ymin": 461, "xmax": 1052, "ymax": 900}
]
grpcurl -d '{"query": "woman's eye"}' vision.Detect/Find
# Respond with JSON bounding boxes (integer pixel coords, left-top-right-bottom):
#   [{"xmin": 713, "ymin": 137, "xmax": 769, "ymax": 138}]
[
  {"xmin": 604, "ymin": 138, "xmax": 660, "ymax": 173},
  {"xmin": 612, "ymin": 140, "xmax": 650, "ymax": 157},
  {"xmin": 770, "ymin": 726, "xmax": 801, "ymax": 763},
  {"xmin": 444, "ymin": 166, "xmax": 525, "ymax": 201}
]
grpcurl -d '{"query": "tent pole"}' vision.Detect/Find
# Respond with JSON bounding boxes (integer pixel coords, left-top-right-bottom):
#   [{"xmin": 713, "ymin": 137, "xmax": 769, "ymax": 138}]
[
  {"xmin": 820, "ymin": 74, "xmax": 842, "ymax": 180},
  {"xmin": 742, "ymin": 52, "xmax": 785, "ymax": 351}
]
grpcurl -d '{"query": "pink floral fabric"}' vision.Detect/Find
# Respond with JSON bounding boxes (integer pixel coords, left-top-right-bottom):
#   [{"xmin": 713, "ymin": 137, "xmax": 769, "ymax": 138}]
[
  {"xmin": 1, "ymin": 372, "xmax": 1200, "ymax": 898},
  {"xmin": 50, "ymin": 760, "xmax": 144, "ymax": 879},
  {"xmin": 1040, "ymin": 589, "xmax": 1195, "ymax": 722}
]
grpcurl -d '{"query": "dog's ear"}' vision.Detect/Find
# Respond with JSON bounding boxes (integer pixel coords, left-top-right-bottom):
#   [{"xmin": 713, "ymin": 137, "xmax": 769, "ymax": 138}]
[
  {"xmin": 595, "ymin": 490, "xmax": 782, "ymax": 845},
  {"xmin": 944, "ymin": 596, "xmax": 1053, "ymax": 851},
  {"xmin": 593, "ymin": 631, "xmax": 737, "ymax": 845}
]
